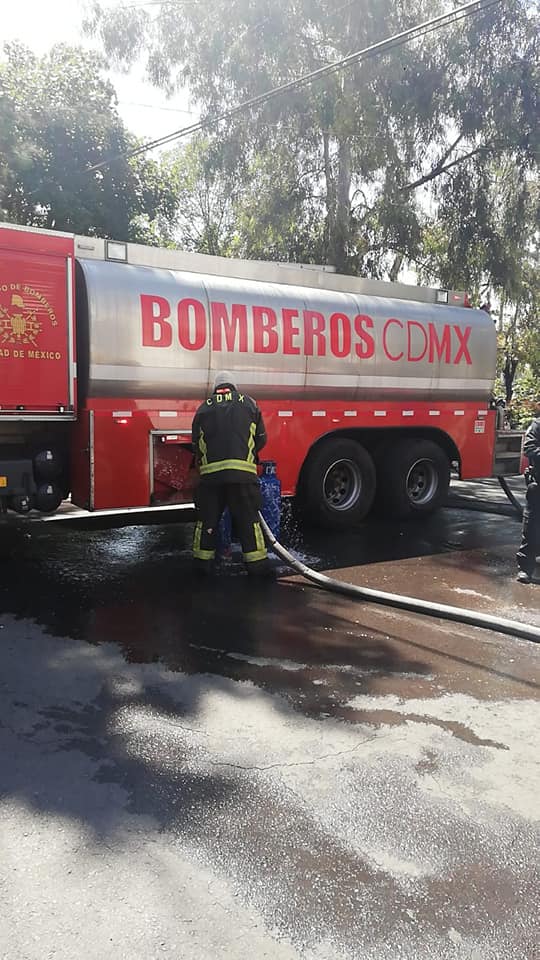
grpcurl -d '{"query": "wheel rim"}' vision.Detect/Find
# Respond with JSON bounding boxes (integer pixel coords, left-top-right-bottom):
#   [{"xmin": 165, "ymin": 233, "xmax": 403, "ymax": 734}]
[
  {"xmin": 322, "ymin": 459, "xmax": 362, "ymax": 511},
  {"xmin": 406, "ymin": 458, "xmax": 439, "ymax": 505}
]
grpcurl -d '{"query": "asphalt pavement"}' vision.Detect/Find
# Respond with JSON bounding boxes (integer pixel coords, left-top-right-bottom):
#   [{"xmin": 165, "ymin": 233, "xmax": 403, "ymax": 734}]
[{"xmin": 0, "ymin": 480, "xmax": 539, "ymax": 960}]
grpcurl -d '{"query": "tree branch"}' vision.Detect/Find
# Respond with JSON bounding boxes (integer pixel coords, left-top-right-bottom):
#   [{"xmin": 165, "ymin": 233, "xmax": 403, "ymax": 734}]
[{"xmin": 400, "ymin": 135, "xmax": 491, "ymax": 194}]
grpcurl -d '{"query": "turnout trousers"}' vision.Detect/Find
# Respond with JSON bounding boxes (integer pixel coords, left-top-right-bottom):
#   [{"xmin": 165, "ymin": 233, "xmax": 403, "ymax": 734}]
[
  {"xmin": 516, "ymin": 480, "xmax": 540, "ymax": 577},
  {"xmin": 193, "ymin": 481, "xmax": 269, "ymax": 573}
]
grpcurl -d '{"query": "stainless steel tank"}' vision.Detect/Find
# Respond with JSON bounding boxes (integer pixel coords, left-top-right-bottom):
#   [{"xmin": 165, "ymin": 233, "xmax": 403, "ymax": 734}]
[{"xmin": 76, "ymin": 259, "xmax": 496, "ymax": 402}]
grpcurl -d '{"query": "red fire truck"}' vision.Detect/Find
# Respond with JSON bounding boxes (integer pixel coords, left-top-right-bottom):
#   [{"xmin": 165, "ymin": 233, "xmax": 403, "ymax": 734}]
[{"xmin": 0, "ymin": 222, "xmax": 521, "ymax": 528}]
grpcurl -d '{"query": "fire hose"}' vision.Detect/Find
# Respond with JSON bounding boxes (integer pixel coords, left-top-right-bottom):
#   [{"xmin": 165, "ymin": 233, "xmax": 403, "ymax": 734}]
[
  {"xmin": 257, "ymin": 513, "xmax": 540, "ymax": 645},
  {"xmin": 497, "ymin": 475, "xmax": 524, "ymax": 518},
  {"xmin": 443, "ymin": 476, "xmax": 524, "ymax": 519}
]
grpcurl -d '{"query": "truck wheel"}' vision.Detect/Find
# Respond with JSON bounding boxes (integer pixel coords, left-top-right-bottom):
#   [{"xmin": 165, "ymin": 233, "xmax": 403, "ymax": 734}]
[
  {"xmin": 303, "ymin": 439, "xmax": 376, "ymax": 529},
  {"xmin": 377, "ymin": 439, "xmax": 450, "ymax": 518}
]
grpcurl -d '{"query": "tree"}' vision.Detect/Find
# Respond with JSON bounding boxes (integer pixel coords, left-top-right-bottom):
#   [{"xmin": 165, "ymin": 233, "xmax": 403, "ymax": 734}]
[
  {"xmin": 166, "ymin": 137, "xmax": 239, "ymax": 256},
  {"xmin": 86, "ymin": 0, "xmax": 538, "ymax": 274},
  {"xmin": 0, "ymin": 42, "xmax": 177, "ymax": 240},
  {"xmin": 499, "ymin": 251, "xmax": 540, "ymax": 414},
  {"xmin": 417, "ymin": 165, "xmax": 539, "ymax": 405},
  {"xmin": 231, "ymin": 143, "xmax": 326, "ymax": 265}
]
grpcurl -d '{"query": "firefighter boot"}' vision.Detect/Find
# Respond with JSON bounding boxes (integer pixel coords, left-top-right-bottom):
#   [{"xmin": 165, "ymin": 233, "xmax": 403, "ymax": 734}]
[
  {"xmin": 246, "ymin": 560, "xmax": 276, "ymax": 580},
  {"xmin": 192, "ymin": 558, "xmax": 215, "ymax": 577}
]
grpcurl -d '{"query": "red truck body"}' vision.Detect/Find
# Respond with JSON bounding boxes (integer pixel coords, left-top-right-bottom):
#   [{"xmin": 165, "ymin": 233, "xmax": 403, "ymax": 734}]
[
  {"xmin": 0, "ymin": 222, "xmax": 521, "ymax": 526},
  {"xmin": 0, "ymin": 226, "xmax": 76, "ymax": 415}
]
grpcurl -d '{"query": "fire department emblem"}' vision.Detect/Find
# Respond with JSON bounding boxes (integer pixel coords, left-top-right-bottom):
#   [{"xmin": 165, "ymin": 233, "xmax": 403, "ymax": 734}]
[{"xmin": 0, "ymin": 294, "xmax": 42, "ymax": 347}]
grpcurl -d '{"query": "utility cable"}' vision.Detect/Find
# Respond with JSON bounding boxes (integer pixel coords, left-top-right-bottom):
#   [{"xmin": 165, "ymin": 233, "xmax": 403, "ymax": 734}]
[{"xmin": 88, "ymin": 0, "xmax": 502, "ymax": 172}]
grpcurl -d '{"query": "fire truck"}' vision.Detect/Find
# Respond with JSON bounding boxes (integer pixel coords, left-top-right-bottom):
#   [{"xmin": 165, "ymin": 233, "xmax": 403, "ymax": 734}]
[{"xmin": 0, "ymin": 221, "xmax": 522, "ymax": 528}]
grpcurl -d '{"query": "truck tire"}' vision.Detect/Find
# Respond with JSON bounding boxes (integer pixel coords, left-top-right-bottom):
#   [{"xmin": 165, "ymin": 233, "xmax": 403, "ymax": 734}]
[
  {"xmin": 302, "ymin": 439, "xmax": 376, "ymax": 529},
  {"xmin": 377, "ymin": 438, "xmax": 450, "ymax": 518}
]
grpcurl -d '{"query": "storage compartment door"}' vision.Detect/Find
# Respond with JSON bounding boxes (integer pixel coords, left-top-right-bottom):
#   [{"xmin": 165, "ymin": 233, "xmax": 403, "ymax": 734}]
[
  {"xmin": 151, "ymin": 433, "xmax": 197, "ymax": 505},
  {"xmin": 0, "ymin": 250, "xmax": 73, "ymax": 414}
]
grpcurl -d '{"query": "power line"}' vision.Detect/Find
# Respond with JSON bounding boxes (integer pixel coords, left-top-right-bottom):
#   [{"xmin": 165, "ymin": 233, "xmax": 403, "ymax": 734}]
[
  {"xmin": 120, "ymin": 1, "xmax": 200, "ymax": 8},
  {"xmin": 118, "ymin": 100, "xmax": 195, "ymax": 114},
  {"xmin": 88, "ymin": 0, "xmax": 503, "ymax": 173}
]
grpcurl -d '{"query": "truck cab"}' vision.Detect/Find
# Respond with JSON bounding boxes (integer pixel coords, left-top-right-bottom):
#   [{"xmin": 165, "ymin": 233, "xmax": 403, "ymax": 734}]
[{"xmin": 0, "ymin": 223, "xmax": 76, "ymax": 514}]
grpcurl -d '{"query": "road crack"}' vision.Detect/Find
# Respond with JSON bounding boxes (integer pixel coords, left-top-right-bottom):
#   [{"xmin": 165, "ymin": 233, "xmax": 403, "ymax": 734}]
[{"xmin": 207, "ymin": 732, "xmax": 384, "ymax": 772}]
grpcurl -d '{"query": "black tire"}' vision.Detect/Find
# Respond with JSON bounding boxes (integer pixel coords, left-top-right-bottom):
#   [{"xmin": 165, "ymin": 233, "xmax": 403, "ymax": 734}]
[
  {"xmin": 377, "ymin": 438, "xmax": 450, "ymax": 519},
  {"xmin": 302, "ymin": 438, "xmax": 376, "ymax": 529}
]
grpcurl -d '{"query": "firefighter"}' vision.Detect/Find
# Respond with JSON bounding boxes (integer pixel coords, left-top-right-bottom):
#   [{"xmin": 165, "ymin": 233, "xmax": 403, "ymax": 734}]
[
  {"xmin": 191, "ymin": 371, "xmax": 272, "ymax": 576},
  {"xmin": 516, "ymin": 410, "xmax": 540, "ymax": 584}
]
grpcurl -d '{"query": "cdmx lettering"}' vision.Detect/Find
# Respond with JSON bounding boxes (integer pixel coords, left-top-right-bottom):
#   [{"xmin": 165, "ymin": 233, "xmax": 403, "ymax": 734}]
[{"xmin": 140, "ymin": 294, "xmax": 473, "ymax": 366}]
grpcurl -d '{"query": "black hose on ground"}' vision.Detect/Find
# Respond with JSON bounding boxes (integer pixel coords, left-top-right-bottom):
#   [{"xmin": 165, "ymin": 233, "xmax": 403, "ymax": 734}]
[
  {"xmin": 497, "ymin": 475, "xmax": 524, "ymax": 518},
  {"xmin": 445, "ymin": 497, "xmax": 520, "ymax": 518},
  {"xmin": 258, "ymin": 514, "xmax": 540, "ymax": 644}
]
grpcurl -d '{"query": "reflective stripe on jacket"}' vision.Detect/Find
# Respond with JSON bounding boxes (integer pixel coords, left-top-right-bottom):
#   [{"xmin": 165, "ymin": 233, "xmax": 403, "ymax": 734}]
[{"xmin": 192, "ymin": 388, "xmax": 267, "ymax": 482}]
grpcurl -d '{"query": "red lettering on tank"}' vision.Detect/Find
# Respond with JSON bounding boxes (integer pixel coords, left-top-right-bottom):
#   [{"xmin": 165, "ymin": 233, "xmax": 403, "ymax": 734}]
[
  {"xmin": 407, "ymin": 320, "xmax": 428, "ymax": 362},
  {"xmin": 282, "ymin": 308, "xmax": 301, "ymax": 355},
  {"xmin": 354, "ymin": 314, "xmax": 375, "ymax": 359},
  {"xmin": 330, "ymin": 312, "xmax": 351, "ymax": 359},
  {"xmin": 383, "ymin": 318, "xmax": 404, "ymax": 361},
  {"xmin": 210, "ymin": 302, "xmax": 248, "ymax": 352},
  {"xmin": 253, "ymin": 306, "xmax": 278, "ymax": 353},
  {"xmin": 178, "ymin": 298, "xmax": 207, "ymax": 351},
  {"xmin": 453, "ymin": 325, "xmax": 472, "ymax": 365},
  {"xmin": 141, "ymin": 294, "xmax": 172, "ymax": 348},
  {"xmin": 303, "ymin": 310, "xmax": 326, "ymax": 356},
  {"xmin": 428, "ymin": 322, "xmax": 452, "ymax": 363}
]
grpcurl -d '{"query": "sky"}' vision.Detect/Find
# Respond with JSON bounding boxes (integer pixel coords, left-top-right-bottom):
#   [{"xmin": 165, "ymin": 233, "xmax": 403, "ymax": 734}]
[{"xmin": 1, "ymin": 0, "xmax": 196, "ymax": 147}]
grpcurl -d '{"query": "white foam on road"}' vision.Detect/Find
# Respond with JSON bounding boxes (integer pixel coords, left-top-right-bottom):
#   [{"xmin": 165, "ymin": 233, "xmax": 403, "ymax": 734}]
[
  {"xmin": 2, "ymin": 616, "xmax": 539, "ymax": 960},
  {"xmin": 347, "ymin": 691, "xmax": 540, "ymax": 820},
  {"xmin": 452, "ymin": 586, "xmax": 492, "ymax": 599}
]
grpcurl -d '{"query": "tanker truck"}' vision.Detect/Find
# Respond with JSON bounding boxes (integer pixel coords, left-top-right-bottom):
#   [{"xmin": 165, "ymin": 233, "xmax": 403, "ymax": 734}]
[{"xmin": 0, "ymin": 222, "xmax": 522, "ymax": 528}]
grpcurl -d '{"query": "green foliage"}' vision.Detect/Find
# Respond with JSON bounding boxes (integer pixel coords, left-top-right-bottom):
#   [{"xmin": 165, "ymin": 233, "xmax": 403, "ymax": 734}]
[
  {"xmin": 165, "ymin": 138, "xmax": 238, "ymax": 256},
  {"xmin": 87, "ymin": 0, "xmax": 538, "ymax": 273},
  {"xmin": 0, "ymin": 42, "xmax": 176, "ymax": 240},
  {"xmin": 229, "ymin": 144, "xmax": 326, "ymax": 263},
  {"xmin": 86, "ymin": 0, "xmax": 540, "ymax": 408},
  {"xmin": 499, "ymin": 251, "xmax": 540, "ymax": 406},
  {"xmin": 506, "ymin": 367, "xmax": 540, "ymax": 429},
  {"xmin": 419, "ymin": 169, "xmax": 539, "ymax": 405}
]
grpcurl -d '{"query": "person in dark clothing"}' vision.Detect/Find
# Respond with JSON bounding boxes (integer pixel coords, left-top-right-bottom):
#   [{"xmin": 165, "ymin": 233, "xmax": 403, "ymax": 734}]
[
  {"xmin": 516, "ymin": 413, "xmax": 540, "ymax": 584},
  {"xmin": 191, "ymin": 371, "xmax": 272, "ymax": 576}
]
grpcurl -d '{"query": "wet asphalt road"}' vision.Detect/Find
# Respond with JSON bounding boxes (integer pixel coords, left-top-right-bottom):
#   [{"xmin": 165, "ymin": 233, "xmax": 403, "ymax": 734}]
[{"xmin": 0, "ymin": 481, "xmax": 539, "ymax": 960}]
